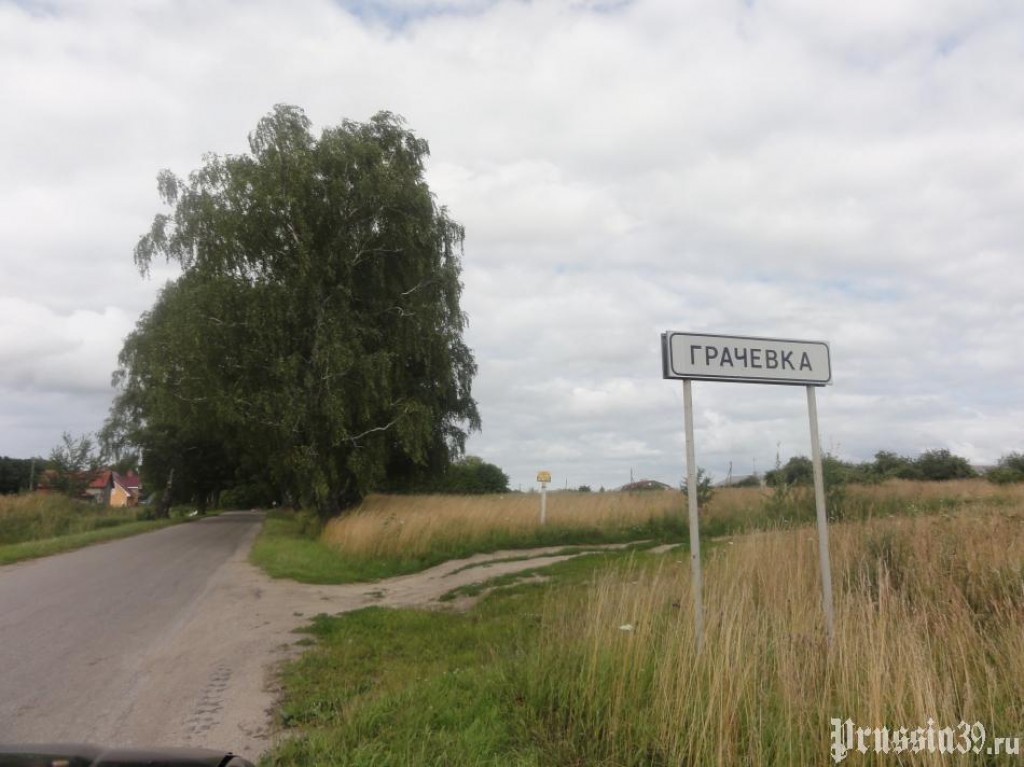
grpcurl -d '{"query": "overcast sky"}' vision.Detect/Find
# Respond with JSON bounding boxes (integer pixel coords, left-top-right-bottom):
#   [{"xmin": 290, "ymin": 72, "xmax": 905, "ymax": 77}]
[{"xmin": 2, "ymin": 0, "xmax": 1022, "ymax": 492}]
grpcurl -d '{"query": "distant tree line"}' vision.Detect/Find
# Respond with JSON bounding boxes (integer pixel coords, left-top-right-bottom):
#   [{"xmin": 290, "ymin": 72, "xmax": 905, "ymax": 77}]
[
  {"xmin": 382, "ymin": 455, "xmax": 509, "ymax": 495},
  {"xmin": 763, "ymin": 448, "xmax": 1023, "ymax": 487},
  {"xmin": 0, "ymin": 456, "xmax": 39, "ymax": 495}
]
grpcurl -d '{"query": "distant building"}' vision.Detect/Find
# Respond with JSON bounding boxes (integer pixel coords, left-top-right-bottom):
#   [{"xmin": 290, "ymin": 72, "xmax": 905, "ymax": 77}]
[
  {"xmin": 38, "ymin": 469, "xmax": 143, "ymax": 507},
  {"xmin": 85, "ymin": 470, "xmax": 143, "ymax": 507},
  {"xmin": 617, "ymin": 479, "xmax": 674, "ymax": 492}
]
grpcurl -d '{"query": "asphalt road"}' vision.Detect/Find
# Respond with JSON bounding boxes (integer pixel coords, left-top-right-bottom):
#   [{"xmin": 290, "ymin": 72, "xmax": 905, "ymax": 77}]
[{"xmin": 0, "ymin": 512, "xmax": 268, "ymax": 752}]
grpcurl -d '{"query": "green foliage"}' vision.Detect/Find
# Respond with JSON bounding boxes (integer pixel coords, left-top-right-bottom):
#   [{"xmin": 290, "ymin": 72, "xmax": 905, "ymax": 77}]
[
  {"xmin": 870, "ymin": 450, "xmax": 916, "ymax": 480},
  {"xmin": 680, "ymin": 467, "xmax": 714, "ymax": 506},
  {"xmin": 380, "ymin": 454, "xmax": 510, "ymax": 494},
  {"xmin": 913, "ymin": 448, "xmax": 976, "ymax": 481},
  {"xmin": 218, "ymin": 481, "xmax": 277, "ymax": 509},
  {"xmin": 861, "ymin": 448, "xmax": 976, "ymax": 482},
  {"xmin": 109, "ymin": 105, "xmax": 480, "ymax": 518},
  {"xmin": 0, "ymin": 456, "xmax": 40, "ymax": 494},
  {"xmin": 760, "ymin": 453, "xmax": 849, "ymax": 522},
  {"xmin": 765, "ymin": 448, "xmax": 978, "ymax": 487},
  {"xmin": 764, "ymin": 456, "xmax": 812, "ymax": 487},
  {"xmin": 730, "ymin": 474, "xmax": 762, "ymax": 488},
  {"xmin": 46, "ymin": 432, "xmax": 99, "ymax": 497},
  {"xmin": 437, "ymin": 456, "xmax": 509, "ymax": 494},
  {"xmin": 988, "ymin": 452, "xmax": 1024, "ymax": 484}
]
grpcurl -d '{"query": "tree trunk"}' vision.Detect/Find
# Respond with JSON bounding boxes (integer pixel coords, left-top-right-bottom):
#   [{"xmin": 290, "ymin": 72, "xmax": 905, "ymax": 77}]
[{"xmin": 156, "ymin": 468, "xmax": 174, "ymax": 519}]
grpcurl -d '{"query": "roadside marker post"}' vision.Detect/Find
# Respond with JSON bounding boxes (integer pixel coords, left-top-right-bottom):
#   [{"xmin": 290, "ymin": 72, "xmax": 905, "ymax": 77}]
[
  {"xmin": 662, "ymin": 331, "xmax": 835, "ymax": 646},
  {"xmin": 537, "ymin": 471, "xmax": 551, "ymax": 525}
]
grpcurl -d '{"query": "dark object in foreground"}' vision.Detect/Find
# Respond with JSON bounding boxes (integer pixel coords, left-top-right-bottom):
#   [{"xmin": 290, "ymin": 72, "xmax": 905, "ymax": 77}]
[{"xmin": 0, "ymin": 744, "xmax": 254, "ymax": 767}]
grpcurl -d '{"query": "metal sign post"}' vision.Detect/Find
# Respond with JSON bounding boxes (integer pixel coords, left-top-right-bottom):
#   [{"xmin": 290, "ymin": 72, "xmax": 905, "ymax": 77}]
[
  {"xmin": 806, "ymin": 385, "xmax": 836, "ymax": 642},
  {"xmin": 662, "ymin": 331, "xmax": 835, "ymax": 645},
  {"xmin": 682, "ymin": 379, "xmax": 704, "ymax": 651},
  {"xmin": 537, "ymin": 471, "xmax": 551, "ymax": 524}
]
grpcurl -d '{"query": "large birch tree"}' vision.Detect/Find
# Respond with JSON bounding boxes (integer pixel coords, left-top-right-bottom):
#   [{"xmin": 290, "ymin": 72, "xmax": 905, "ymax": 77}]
[{"xmin": 109, "ymin": 105, "xmax": 480, "ymax": 517}]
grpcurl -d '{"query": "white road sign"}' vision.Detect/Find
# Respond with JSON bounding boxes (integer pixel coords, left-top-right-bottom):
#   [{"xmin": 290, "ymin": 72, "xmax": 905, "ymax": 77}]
[{"xmin": 661, "ymin": 331, "xmax": 831, "ymax": 386}]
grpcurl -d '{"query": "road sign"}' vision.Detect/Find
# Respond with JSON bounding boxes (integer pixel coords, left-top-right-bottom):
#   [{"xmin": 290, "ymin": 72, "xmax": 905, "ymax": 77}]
[
  {"xmin": 662, "ymin": 331, "xmax": 831, "ymax": 386},
  {"xmin": 662, "ymin": 330, "xmax": 836, "ymax": 648},
  {"xmin": 536, "ymin": 471, "xmax": 550, "ymax": 525}
]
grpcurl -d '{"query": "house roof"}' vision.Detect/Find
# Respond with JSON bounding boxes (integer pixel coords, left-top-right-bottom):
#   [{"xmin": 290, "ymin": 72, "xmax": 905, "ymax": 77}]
[
  {"xmin": 115, "ymin": 472, "xmax": 142, "ymax": 491},
  {"xmin": 86, "ymin": 470, "xmax": 142, "ymax": 491},
  {"xmin": 89, "ymin": 470, "xmax": 113, "ymax": 489}
]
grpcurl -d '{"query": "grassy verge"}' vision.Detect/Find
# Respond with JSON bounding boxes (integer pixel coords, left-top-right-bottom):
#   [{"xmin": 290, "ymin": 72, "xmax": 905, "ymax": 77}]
[
  {"xmin": 263, "ymin": 552, "xmax": 641, "ymax": 767},
  {"xmin": 263, "ymin": 493, "xmax": 1024, "ymax": 766},
  {"xmin": 0, "ymin": 518, "xmax": 180, "ymax": 565},
  {"xmin": 0, "ymin": 492, "xmax": 192, "ymax": 565},
  {"xmin": 249, "ymin": 512, "xmax": 409, "ymax": 583}
]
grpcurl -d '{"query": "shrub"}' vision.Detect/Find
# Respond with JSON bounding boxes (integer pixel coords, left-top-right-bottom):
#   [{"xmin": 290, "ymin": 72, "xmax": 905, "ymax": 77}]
[
  {"xmin": 914, "ymin": 448, "xmax": 976, "ymax": 481},
  {"xmin": 681, "ymin": 468, "xmax": 715, "ymax": 506},
  {"xmin": 989, "ymin": 452, "xmax": 1024, "ymax": 484}
]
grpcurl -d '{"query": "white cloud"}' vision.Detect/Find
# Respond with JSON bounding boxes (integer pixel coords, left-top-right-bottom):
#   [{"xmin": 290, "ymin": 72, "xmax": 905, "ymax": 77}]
[
  {"xmin": 0, "ymin": 298, "xmax": 134, "ymax": 395},
  {"xmin": 1, "ymin": 0, "xmax": 1022, "ymax": 489}
]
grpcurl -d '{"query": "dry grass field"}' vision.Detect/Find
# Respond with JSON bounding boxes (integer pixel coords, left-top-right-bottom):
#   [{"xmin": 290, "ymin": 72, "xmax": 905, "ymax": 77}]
[
  {"xmin": 322, "ymin": 480, "xmax": 1024, "ymax": 563},
  {"xmin": 524, "ymin": 491, "xmax": 1024, "ymax": 764},
  {"xmin": 321, "ymin": 489, "xmax": 685, "ymax": 562}
]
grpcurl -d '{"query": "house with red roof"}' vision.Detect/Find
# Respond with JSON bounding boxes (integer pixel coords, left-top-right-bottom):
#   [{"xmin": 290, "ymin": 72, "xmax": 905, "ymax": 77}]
[{"xmin": 84, "ymin": 470, "xmax": 143, "ymax": 507}]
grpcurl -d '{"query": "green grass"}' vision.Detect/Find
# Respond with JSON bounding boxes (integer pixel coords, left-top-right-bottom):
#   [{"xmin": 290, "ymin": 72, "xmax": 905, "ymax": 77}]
[
  {"xmin": 262, "ymin": 551, "xmax": 649, "ymax": 767},
  {"xmin": 0, "ymin": 517, "xmax": 180, "ymax": 565},
  {"xmin": 267, "ymin": 608, "xmax": 536, "ymax": 766},
  {"xmin": 249, "ymin": 513, "xmax": 414, "ymax": 583}
]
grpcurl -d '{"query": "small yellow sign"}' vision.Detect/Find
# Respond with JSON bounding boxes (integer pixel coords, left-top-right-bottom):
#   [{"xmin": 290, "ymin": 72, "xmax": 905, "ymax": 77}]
[{"xmin": 536, "ymin": 471, "xmax": 551, "ymax": 484}]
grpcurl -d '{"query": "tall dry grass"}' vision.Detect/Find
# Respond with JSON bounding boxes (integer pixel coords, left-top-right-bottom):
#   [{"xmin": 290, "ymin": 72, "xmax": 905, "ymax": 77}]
[
  {"xmin": 0, "ymin": 492, "xmax": 138, "ymax": 545},
  {"xmin": 321, "ymin": 491, "xmax": 686, "ymax": 563},
  {"xmin": 522, "ymin": 500, "xmax": 1024, "ymax": 765},
  {"xmin": 320, "ymin": 481, "xmax": 1024, "ymax": 570},
  {"xmin": 703, "ymin": 478, "xmax": 1024, "ymax": 533}
]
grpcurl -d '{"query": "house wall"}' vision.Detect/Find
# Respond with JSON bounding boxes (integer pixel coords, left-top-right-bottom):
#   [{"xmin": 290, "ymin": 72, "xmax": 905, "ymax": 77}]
[{"xmin": 110, "ymin": 484, "xmax": 130, "ymax": 508}]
